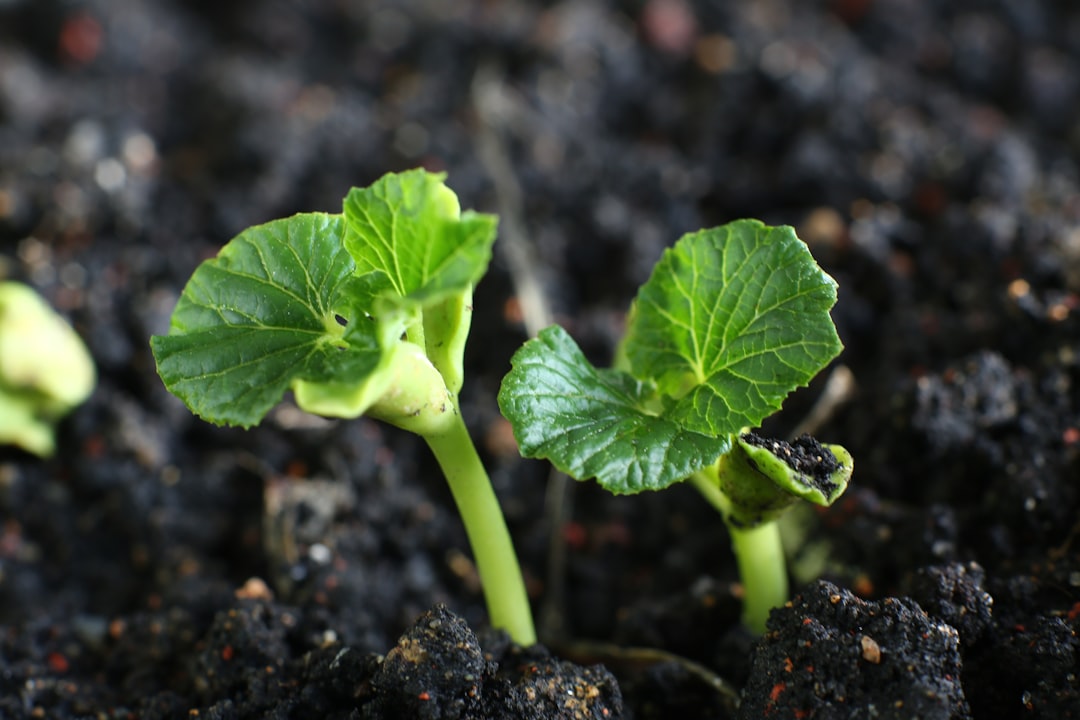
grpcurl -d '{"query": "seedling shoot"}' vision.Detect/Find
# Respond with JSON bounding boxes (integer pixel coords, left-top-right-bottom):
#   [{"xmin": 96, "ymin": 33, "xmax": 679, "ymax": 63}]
[
  {"xmin": 499, "ymin": 220, "xmax": 853, "ymax": 633},
  {"xmin": 151, "ymin": 170, "xmax": 536, "ymax": 645},
  {"xmin": 0, "ymin": 281, "xmax": 96, "ymax": 457},
  {"xmin": 151, "ymin": 171, "xmax": 851, "ymax": 639}
]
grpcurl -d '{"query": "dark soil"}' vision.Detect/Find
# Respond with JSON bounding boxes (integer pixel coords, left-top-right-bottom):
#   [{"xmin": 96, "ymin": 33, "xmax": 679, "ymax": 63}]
[
  {"xmin": 743, "ymin": 580, "xmax": 971, "ymax": 718},
  {"xmin": 741, "ymin": 432, "xmax": 843, "ymax": 495},
  {"xmin": 2, "ymin": 0, "xmax": 1079, "ymax": 718}
]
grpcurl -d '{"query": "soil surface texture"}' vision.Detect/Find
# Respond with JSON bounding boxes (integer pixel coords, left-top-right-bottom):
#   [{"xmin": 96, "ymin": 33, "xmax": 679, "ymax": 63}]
[{"xmin": 2, "ymin": 1, "xmax": 1079, "ymax": 718}]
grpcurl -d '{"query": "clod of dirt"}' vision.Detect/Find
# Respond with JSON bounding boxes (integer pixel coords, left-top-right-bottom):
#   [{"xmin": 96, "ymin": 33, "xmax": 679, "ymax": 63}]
[
  {"xmin": 906, "ymin": 562, "xmax": 994, "ymax": 646},
  {"xmin": 481, "ymin": 646, "xmax": 625, "ymax": 720},
  {"xmin": 740, "ymin": 580, "xmax": 971, "ymax": 719},
  {"xmin": 362, "ymin": 604, "xmax": 624, "ymax": 719},
  {"xmin": 362, "ymin": 604, "xmax": 491, "ymax": 719}
]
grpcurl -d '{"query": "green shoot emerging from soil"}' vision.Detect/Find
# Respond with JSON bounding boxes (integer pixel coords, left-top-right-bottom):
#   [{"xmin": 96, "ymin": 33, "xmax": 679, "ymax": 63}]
[
  {"xmin": 151, "ymin": 170, "xmax": 535, "ymax": 645},
  {"xmin": 498, "ymin": 220, "xmax": 853, "ymax": 633},
  {"xmin": 0, "ymin": 281, "xmax": 96, "ymax": 457}
]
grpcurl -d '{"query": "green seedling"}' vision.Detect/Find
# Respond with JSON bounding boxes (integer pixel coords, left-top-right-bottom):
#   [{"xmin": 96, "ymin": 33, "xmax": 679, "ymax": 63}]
[
  {"xmin": 150, "ymin": 170, "xmax": 535, "ymax": 645},
  {"xmin": 498, "ymin": 220, "xmax": 853, "ymax": 633},
  {"xmin": 0, "ymin": 281, "xmax": 96, "ymax": 457}
]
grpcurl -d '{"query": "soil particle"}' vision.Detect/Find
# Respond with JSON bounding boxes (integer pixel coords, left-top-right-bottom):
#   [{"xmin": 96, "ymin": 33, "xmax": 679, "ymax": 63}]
[
  {"xmin": 740, "ymin": 580, "xmax": 970, "ymax": 719},
  {"xmin": 363, "ymin": 604, "xmax": 624, "ymax": 720},
  {"xmin": 741, "ymin": 432, "xmax": 842, "ymax": 496},
  {"xmin": 480, "ymin": 648, "xmax": 624, "ymax": 720},
  {"xmin": 906, "ymin": 562, "xmax": 994, "ymax": 647},
  {"xmin": 362, "ymin": 603, "xmax": 489, "ymax": 720}
]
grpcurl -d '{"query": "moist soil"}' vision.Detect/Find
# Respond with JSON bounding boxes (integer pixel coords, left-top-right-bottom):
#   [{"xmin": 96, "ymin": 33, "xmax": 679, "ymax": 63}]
[{"xmin": 2, "ymin": 1, "xmax": 1079, "ymax": 718}]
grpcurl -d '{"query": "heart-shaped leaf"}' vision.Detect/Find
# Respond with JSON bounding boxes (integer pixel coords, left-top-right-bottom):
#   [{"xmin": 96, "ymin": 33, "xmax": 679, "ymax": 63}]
[
  {"xmin": 625, "ymin": 220, "xmax": 842, "ymax": 436},
  {"xmin": 151, "ymin": 212, "xmax": 393, "ymax": 427},
  {"xmin": 498, "ymin": 325, "xmax": 730, "ymax": 493}
]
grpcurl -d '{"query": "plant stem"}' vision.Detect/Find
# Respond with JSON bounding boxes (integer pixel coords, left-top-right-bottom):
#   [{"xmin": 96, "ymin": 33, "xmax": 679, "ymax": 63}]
[
  {"xmin": 689, "ymin": 471, "xmax": 788, "ymax": 633},
  {"xmin": 727, "ymin": 519, "xmax": 787, "ymax": 633},
  {"xmin": 424, "ymin": 412, "xmax": 537, "ymax": 645}
]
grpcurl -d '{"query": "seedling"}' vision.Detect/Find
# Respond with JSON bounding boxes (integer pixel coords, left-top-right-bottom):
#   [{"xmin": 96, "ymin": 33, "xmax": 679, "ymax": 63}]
[
  {"xmin": 150, "ymin": 170, "xmax": 535, "ymax": 645},
  {"xmin": 0, "ymin": 281, "xmax": 96, "ymax": 457},
  {"xmin": 498, "ymin": 220, "xmax": 853, "ymax": 632}
]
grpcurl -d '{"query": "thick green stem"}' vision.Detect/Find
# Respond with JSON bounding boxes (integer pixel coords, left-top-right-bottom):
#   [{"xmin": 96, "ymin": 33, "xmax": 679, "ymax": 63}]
[
  {"xmin": 425, "ymin": 413, "xmax": 537, "ymax": 645},
  {"xmin": 689, "ymin": 471, "xmax": 788, "ymax": 634},
  {"xmin": 727, "ymin": 518, "xmax": 787, "ymax": 633}
]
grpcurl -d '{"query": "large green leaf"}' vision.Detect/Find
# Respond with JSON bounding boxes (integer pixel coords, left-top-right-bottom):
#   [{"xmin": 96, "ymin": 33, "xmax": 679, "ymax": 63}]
[
  {"xmin": 624, "ymin": 219, "xmax": 842, "ymax": 436},
  {"xmin": 151, "ymin": 212, "xmax": 396, "ymax": 427},
  {"xmin": 343, "ymin": 169, "xmax": 497, "ymax": 393},
  {"xmin": 499, "ymin": 220, "xmax": 842, "ymax": 493},
  {"xmin": 498, "ymin": 326, "xmax": 730, "ymax": 493}
]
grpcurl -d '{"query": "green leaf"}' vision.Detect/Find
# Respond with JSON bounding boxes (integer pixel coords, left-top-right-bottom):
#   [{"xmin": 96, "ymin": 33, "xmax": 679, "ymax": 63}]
[
  {"xmin": 343, "ymin": 169, "xmax": 497, "ymax": 392},
  {"xmin": 151, "ymin": 212, "xmax": 398, "ymax": 427},
  {"xmin": 624, "ymin": 219, "xmax": 841, "ymax": 436},
  {"xmin": 152, "ymin": 171, "xmax": 495, "ymax": 430},
  {"xmin": 343, "ymin": 169, "xmax": 497, "ymax": 301},
  {"xmin": 498, "ymin": 326, "xmax": 730, "ymax": 494}
]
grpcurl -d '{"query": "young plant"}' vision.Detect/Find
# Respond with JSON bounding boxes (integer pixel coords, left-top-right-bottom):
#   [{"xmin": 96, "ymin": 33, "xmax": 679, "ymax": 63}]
[
  {"xmin": 498, "ymin": 220, "xmax": 853, "ymax": 633},
  {"xmin": 0, "ymin": 281, "xmax": 96, "ymax": 457},
  {"xmin": 150, "ymin": 170, "xmax": 536, "ymax": 645}
]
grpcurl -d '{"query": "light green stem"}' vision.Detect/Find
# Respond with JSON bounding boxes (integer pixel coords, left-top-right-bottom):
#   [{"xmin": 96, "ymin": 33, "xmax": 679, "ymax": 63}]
[
  {"xmin": 689, "ymin": 471, "xmax": 788, "ymax": 633},
  {"xmin": 727, "ymin": 518, "xmax": 787, "ymax": 633},
  {"xmin": 425, "ymin": 413, "xmax": 537, "ymax": 646}
]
